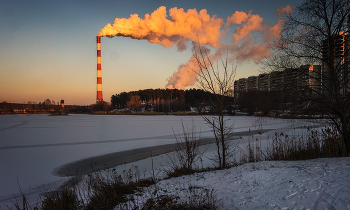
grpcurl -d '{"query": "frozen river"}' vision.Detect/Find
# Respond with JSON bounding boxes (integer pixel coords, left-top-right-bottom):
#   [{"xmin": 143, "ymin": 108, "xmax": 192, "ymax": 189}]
[{"xmin": 0, "ymin": 114, "xmax": 302, "ymax": 207}]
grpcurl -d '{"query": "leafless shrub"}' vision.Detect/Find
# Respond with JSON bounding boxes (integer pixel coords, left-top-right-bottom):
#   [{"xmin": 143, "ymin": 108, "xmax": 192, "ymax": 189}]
[
  {"xmin": 192, "ymin": 43, "xmax": 237, "ymax": 169},
  {"xmin": 162, "ymin": 122, "xmax": 205, "ymax": 178}
]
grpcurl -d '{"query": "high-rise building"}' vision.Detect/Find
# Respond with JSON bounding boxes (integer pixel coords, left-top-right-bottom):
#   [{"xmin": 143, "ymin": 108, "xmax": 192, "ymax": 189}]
[
  {"xmin": 270, "ymin": 71, "xmax": 284, "ymax": 92},
  {"xmin": 233, "ymin": 16, "xmax": 350, "ymax": 100},
  {"xmin": 238, "ymin": 78, "xmax": 248, "ymax": 93},
  {"xmin": 308, "ymin": 65, "xmax": 322, "ymax": 95},
  {"xmin": 234, "ymin": 65, "xmax": 321, "ymax": 100},
  {"xmin": 233, "ymin": 78, "xmax": 248, "ymax": 99},
  {"xmin": 234, "ymin": 80, "xmax": 239, "ymax": 98},
  {"xmin": 247, "ymin": 76, "xmax": 258, "ymax": 91},
  {"xmin": 258, "ymin": 73, "xmax": 270, "ymax": 92},
  {"xmin": 322, "ymin": 32, "xmax": 350, "ymax": 95}
]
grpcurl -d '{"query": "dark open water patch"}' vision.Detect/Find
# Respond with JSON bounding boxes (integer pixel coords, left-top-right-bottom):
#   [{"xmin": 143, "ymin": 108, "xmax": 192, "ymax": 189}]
[{"xmin": 52, "ymin": 129, "xmax": 273, "ymax": 177}]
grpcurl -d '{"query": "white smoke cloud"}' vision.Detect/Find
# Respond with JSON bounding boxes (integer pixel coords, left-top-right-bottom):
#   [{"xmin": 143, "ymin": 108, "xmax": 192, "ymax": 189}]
[{"xmin": 99, "ymin": 6, "xmax": 289, "ymax": 89}]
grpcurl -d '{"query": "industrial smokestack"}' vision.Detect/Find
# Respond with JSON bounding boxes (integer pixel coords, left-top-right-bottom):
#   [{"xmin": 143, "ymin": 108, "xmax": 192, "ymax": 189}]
[{"xmin": 96, "ymin": 36, "xmax": 103, "ymax": 101}]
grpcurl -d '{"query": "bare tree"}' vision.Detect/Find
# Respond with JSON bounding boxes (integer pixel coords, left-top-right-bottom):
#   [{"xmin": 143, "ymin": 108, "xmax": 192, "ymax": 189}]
[
  {"xmin": 163, "ymin": 122, "xmax": 204, "ymax": 177},
  {"xmin": 263, "ymin": 0, "xmax": 350, "ymax": 155},
  {"xmin": 192, "ymin": 43, "xmax": 237, "ymax": 168}
]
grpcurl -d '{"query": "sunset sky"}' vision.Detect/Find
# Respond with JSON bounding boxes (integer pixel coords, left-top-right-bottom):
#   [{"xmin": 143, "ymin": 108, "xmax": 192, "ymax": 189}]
[{"xmin": 0, "ymin": 0, "xmax": 303, "ymax": 105}]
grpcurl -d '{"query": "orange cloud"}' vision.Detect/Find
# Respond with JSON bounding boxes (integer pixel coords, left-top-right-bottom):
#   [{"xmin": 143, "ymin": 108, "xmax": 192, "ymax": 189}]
[
  {"xmin": 98, "ymin": 6, "xmax": 224, "ymax": 50},
  {"xmin": 232, "ymin": 13, "xmax": 263, "ymax": 44},
  {"xmin": 166, "ymin": 56, "xmax": 200, "ymax": 89},
  {"xmin": 226, "ymin": 11, "xmax": 249, "ymax": 25},
  {"xmin": 99, "ymin": 7, "xmax": 285, "ymax": 90},
  {"xmin": 276, "ymin": 5, "xmax": 294, "ymax": 16},
  {"xmin": 230, "ymin": 39, "xmax": 273, "ymax": 63}
]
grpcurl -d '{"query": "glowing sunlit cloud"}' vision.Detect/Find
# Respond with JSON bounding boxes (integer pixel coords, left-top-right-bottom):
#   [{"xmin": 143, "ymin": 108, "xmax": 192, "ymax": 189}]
[
  {"xmin": 99, "ymin": 6, "xmax": 286, "ymax": 90},
  {"xmin": 98, "ymin": 6, "xmax": 224, "ymax": 50},
  {"xmin": 276, "ymin": 5, "xmax": 294, "ymax": 16}
]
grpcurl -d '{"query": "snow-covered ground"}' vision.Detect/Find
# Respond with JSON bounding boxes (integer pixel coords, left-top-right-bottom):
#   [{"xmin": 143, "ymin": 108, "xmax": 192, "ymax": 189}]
[
  {"xmin": 1, "ymin": 114, "xmax": 345, "ymax": 209},
  {"xmin": 148, "ymin": 157, "xmax": 350, "ymax": 209}
]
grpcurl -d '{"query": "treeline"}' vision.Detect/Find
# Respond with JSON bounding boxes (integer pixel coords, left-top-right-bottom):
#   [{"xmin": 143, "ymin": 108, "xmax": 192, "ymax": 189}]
[
  {"xmin": 0, "ymin": 100, "xmax": 58, "ymax": 114},
  {"xmin": 236, "ymin": 89, "xmax": 321, "ymax": 117},
  {"xmin": 237, "ymin": 91, "xmax": 283, "ymax": 116},
  {"xmin": 110, "ymin": 88, "xmax": 234, "ymax": 113},
  {"xmin": 0, "ymin": 101, "xmax": 90, "ymax": 114}
]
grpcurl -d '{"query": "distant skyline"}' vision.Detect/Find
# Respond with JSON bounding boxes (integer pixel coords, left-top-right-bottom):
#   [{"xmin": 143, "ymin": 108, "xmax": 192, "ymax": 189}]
[{"xmin": 0, "ymin": 0, "xmax": 304, "ymax": 105}]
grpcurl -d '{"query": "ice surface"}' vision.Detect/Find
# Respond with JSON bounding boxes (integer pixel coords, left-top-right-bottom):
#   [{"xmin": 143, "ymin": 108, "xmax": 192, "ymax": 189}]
[{"xmin": 0, "ymin": 114, "xmax": 332, "ymax": 208}]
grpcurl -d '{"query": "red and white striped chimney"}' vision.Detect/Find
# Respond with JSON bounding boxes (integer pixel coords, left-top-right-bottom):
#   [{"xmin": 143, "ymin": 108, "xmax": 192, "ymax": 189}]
[{"xmin": 96, "ymin": 36, "xmax": 103, "ymax": 101}]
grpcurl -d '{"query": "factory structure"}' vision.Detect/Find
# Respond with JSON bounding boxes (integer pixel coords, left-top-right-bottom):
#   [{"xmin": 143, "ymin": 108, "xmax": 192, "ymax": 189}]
[{"xmin": 96, "ymin": 36, "xmax": 103, "ymax": 102}]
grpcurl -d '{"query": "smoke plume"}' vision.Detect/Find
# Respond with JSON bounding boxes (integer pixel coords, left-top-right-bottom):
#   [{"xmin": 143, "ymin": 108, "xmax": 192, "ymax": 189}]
[
  {"xmin": 99, "ymin": 6, "xmax": 290, "ymax": 90},
  {"xmin": 276, "ymin": 5, "xmax": 295, "ymax": 16},
  {"xmin": 98, "ymin": 6, "xmax": 223, "ymax": 50}
]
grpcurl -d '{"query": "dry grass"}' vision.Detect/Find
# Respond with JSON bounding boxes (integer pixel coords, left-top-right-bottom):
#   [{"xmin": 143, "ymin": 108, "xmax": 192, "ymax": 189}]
[
  {"xmin": 41, "ymin": 189, "xmax": 83, "ymax": 210},
  {"xmin": 14, "ymin": 165, "xmax": 218, "ymax": 210},
  {"xmin": 238, "ymin": 126, "xmax": 348, "ymax": 164},
  {"xmin": 141, "ymin": 187, "xmax": 218, "ymax": 210}
]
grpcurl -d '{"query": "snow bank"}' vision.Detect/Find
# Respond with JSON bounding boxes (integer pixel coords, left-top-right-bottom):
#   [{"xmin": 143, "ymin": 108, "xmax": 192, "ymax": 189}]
[{"xmin": 148, "ymin": 157, "xmax": 350, "ymax": 209}]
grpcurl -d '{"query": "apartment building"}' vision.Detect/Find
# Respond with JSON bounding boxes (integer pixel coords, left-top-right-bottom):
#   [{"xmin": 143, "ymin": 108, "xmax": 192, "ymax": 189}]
[
  {"xmin": 233, "ymin": 78, "xmax": 247, "ymax": 99},
  {"xmin": 233, "ymin": 65, "xmax": 322, "ymax": 99},
  {"xmin": 322, "ymin": 32, "xmax": 350, "ymax": 95},
  {"xmin": 270, "ymin": 71, "xmax": 284, "ymax": 92},
  {"xmin": 247, "ymin": 76, "xmax": 258, "ymax": 91},
  {"xmin": 258, "ymin": 73, "xmax": 270, "ymax": 92},
  {"xmin": 308, "ymin": 65, "xmax": 322, "ymax": 95}
]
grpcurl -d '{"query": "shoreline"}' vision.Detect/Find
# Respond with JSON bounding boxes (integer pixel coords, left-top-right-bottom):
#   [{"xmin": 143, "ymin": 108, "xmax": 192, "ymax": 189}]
[{"xmin": 53, "ymin": 129, "xmax": 273, "ymax": 177}]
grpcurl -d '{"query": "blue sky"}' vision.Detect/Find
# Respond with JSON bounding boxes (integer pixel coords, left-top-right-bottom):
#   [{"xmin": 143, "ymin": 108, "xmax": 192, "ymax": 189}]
[{"xmin": 0, "ymin": 0, "xmax": 304, "ymax": 105}]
